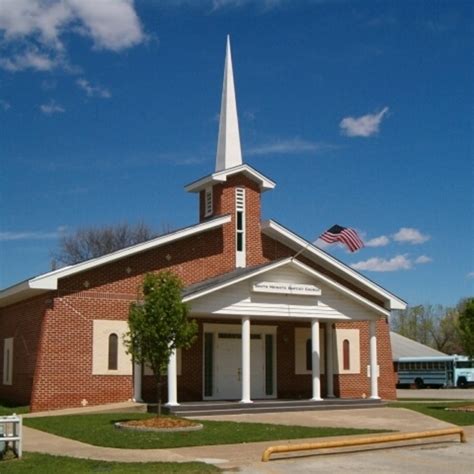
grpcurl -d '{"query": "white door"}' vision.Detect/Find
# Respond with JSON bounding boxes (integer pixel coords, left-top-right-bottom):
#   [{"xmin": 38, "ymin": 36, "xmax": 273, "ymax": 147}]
[
  {"xmin": 215, "ymin": 334, "xmax": 266, "ymax": 399},
  {"xmin": 215, "ymin": 337, "xmax": 241, "ymax": 399}
]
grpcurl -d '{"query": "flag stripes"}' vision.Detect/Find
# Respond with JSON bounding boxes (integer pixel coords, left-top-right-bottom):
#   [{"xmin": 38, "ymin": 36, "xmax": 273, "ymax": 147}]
[{"xmin": 319, "ymin": 225, "xmax": 364, "ymax": 252}]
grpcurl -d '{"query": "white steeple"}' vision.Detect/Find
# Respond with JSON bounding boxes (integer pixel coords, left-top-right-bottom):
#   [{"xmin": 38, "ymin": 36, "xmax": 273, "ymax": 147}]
[{"xmin": 215, "ymin": 35, "xmax": 243, "ymax": 172}]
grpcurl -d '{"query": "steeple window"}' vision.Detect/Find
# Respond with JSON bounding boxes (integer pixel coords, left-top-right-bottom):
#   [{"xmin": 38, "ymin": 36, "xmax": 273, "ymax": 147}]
[{"xmin": 235, "ymin": 187, "xmax": 245, "ymax": 267}]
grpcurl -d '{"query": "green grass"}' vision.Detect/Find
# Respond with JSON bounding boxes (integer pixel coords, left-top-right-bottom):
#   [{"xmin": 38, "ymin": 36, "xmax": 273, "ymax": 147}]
[
  {"xmin": 0, "ymin": 402, "xmax": 29, "ymax": 416},
  {"xmin": 389, "ymin": 401, "xmax": 474, "ymax": 426},
  {"xmin": 0, "ymin": 452, "xmax": 218, "ymax": 473},
  {"xmin": 23, "ymin": 412, "xmax": 385, "ymax": 449}
]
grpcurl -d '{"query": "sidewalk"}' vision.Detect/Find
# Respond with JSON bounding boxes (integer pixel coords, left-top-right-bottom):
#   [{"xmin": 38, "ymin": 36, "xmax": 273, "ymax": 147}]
[{"xmin": 21, "ymin": 406, "xmax": 461, "ymax": 468}]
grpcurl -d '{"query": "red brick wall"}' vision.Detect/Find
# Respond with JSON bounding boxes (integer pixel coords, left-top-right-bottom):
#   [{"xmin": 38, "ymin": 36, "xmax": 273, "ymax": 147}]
[
  {"xmin": 0, "ymin": 294, "xmax": 49, "ymax": 405},
  {"xmin": 333, "ymin": 319, "xmax": 396, "ymax": 400}
]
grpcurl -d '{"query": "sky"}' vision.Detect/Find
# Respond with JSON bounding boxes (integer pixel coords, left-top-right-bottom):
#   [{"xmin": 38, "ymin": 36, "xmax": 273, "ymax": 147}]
[{"xmin": 0, "ymin": 0, "xmax": 473, "ymax": 307}]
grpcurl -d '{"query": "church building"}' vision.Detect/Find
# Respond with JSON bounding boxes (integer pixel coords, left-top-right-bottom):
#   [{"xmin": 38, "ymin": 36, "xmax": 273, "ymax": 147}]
[{"xmin": 0, "ymin": 38, "xmax": 406, "ymax": 412}]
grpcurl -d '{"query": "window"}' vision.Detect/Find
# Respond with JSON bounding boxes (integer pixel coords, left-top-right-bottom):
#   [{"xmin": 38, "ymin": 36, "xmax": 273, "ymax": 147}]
[
  {"xmin": 343, "ymin": 339, "xmax": 350, "ymax": 371},
  {"xmin": 204, "ymin": 187, "xmax": 213, "ymax": 217},
  {"xmin": 3, "ymin": 338, "xmax": 13, "ymax": 385},
  {"xmin": 235, "ymin": 188, "xmax": 245, "ymax": 267},
  {"xmin": 108, "ymin": 333, "xmax": 118, "ymax": 370}
]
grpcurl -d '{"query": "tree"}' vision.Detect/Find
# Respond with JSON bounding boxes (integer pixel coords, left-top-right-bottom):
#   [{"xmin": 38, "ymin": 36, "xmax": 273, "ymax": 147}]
[
  {"xmin": 54, "ymin": 221, "xmax": 156, "ymax": 266},
  {"xmin": 391, "ymin": 303, "xmax": 463, "ymax": 355},
  {"xmin": 459, "ymin": 298, "xmax": 474, "ymax": 359},
  {"xmin": 125, "ymin": 272, "xmax": 197, "ymax": 415}
]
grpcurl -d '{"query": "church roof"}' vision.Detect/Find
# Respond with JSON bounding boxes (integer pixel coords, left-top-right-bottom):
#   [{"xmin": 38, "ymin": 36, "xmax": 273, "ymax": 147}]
[
  {"xmin": 261, "ymin": 219, "xmax": 407, "ymax": 310},
  {"xmin": 0, "ymin": 214, "xmax": 231, "ymax": 308},
  {"xmin": 184, "ymin": 163, "xmax": 276, "ymax": 193}
]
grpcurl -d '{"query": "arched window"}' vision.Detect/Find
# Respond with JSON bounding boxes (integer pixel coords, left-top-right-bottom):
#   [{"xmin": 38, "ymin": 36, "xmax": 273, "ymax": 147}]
[
  {"xmin": 108, "ymin": 333, "xmax": 118, "ymax": 370},
  {"xmin": 343, "ymin": 339, "xmax": 350, "ymax": 371},
  {"xmin": 306, "ymin": 338, "xmax": 312, "ymax": 371}
]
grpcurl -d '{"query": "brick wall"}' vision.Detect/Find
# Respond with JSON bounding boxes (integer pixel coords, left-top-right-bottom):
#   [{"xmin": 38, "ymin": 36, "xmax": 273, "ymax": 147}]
[
  {"xmin": 1, "ymin": 171, "xmax": 397, "ymax": 410},
  {"xmin": 0, "ymin": 294, "xmax": 49, "ymax": 405}
]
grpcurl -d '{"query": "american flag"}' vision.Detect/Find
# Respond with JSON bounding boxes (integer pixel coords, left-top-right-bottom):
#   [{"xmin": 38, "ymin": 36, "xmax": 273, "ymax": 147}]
[{"xmin": 319, "ymin": 225, "xmax": 364, "ymax": 252}]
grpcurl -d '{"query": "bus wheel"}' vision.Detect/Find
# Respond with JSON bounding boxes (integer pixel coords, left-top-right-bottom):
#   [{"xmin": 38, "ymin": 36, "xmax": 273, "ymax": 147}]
[
  {"xmin": 415, "ymin": 378, "xmax": 425, "ymax": 389},
  {"xmin": 457, "ymin": 377, "xmax": 467, "ymax": 388}
]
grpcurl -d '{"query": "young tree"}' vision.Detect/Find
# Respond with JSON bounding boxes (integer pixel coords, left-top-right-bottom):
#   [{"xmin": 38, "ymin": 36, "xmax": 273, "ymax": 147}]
[
  {"xmin": 125, "ymin": 272, "xmax": 197, "ymax": 415},
  {"xmin": 459, "ymin": 298, "xmax": 474, "ymax": 359}
]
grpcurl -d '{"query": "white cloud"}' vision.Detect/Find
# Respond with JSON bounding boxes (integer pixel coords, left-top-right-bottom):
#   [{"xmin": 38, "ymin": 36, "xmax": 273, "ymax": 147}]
[
  {"xmin": 76, "ymin": 78, "xmax": 111, "ymax": 98},
  {"xmin": 0, "ymin": 229, "xmax": 62, "ymax": 241},
  {"xmin": 313, "ymin": 238, "xmax": 331, "ymax": 250},
  {"xmin": 415, "ymin": 255, "xmax": 432, "ymax": 264},
  {"xmin": 365, "ymin": 235, "xmax": 390, "ymax": 247},
  {"xmin": 247, "ymin": 138, "xmax": 336, "ymax": 156},
  {"xmin": 0, "ymin": 99, "xmax": 11, "ymax": 110},
  {"xmin": 393, "ymin": 227, "xmax": 430, "ymax": 245},
  {"xmin": 351, "ymin": 255, "xmax": 412, "ymax": 272},
  {"xmin": 40, "ymin": 100, "xmax": 65, "ymax": 115},
  {"xmin": 68, "ymin": 0, "xmax": 145, "ymax": 51},
  {"xmin": 340, "ymin": 106, "xmax": 389, "ymax": 137},
  {"xmin": 0, "ymin": 48, "xmax": 57, "ymax": 71},
  {"xmin": 0, "ymin": 0, "xmax": 145, "ymax": 72}
]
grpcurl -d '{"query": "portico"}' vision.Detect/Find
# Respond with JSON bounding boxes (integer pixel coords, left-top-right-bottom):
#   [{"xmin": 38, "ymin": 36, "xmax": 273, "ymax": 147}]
[{"xmin": 134, "ymin": 257, "xmax": 387, "ymax": 407}]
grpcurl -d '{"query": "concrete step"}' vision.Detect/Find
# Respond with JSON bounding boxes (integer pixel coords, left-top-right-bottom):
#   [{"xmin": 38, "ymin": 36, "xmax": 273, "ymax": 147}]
[{"xmin": 162, "ymin": 399, "xmax": 386, "ymax": 417}]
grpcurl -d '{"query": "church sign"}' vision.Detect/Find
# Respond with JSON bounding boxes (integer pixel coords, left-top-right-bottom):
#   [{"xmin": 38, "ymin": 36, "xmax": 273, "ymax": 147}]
[{"xmin": 252, "ymin": 281, "xmax": 321, "ymax": 296}]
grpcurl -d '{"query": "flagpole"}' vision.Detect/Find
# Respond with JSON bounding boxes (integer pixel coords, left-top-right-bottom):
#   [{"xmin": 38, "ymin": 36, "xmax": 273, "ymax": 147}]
[{"xmin": 291, "ymin": 239, "xmax": 315, "ymax": 261}]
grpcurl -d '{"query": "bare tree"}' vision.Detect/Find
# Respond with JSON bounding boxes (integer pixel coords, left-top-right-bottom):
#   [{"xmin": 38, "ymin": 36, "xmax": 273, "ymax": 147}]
[
  {"xmin": 54, "ymin": 221, "xmax": 159, "ymax": 266},
  {"xmin": 391, "ymin": 303, "xmax": 463, "ymax": 355}
]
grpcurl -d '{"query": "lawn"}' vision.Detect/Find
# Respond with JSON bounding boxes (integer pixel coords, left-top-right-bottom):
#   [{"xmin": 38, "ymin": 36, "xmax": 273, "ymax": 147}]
[
  {"xmin": 389, "ymin": 401, "xmax": 474, "ymax": 426},
  {"xmin": 23, "ymin": 412, "xmax": 385, "ymax": 449},
  {"xmin": 0, "ymin": 402, "xmax": 28, "ymax": 416},
  {"xmin": 0, "ymin": 453, "xmax": 218, "ymax": 473}
]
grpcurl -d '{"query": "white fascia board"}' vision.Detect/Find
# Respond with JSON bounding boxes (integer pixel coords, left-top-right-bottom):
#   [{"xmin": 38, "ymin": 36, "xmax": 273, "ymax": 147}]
[
  {"xmin": 289, "ymin": 259, "xmax": 389, "ymax": 317},
  {"xmin": 261, "ymin": 220, "xmax": 407, "ymax": 311},
  {"xmin": 0, "ymin": 215, "xmax": 232, "ymax": 302},
  {"xmin": 184, "ymin": 256, "xmax": 388, "ymax": 317},
  {"xmin": 185, "ymin": 164, "xmax": 276, "ymax": 193},
  {"xmin": 183, "ymin": 258, "xmax": 293, "ymax": 302}
]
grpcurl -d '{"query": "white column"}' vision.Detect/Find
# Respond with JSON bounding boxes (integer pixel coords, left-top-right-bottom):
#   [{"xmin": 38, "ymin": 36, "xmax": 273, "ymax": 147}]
[
  {"xmin": 165, "ymin": 349, "xmax": 179, "ymax": 406},
  {"xmin": 133, "ymin": 361, "xmax": 143, "ymax": 403},
  {"xmin": 240, "ymin": 316, "xmax": 252, "ymax": 403},
  {"xmin": 326, "ymin": 323, "xmax": 335, "ymax": 398},
  {"xmin": 369, "ymin": 320, "xmax": 380, "ymax": 400},
  {"xmin": 311, "ymin": 319, "xmax": 322, "ymax": 401}
]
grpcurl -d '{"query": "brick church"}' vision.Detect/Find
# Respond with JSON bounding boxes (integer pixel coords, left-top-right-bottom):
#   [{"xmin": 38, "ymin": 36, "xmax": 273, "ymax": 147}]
[{"xmin": 0, "ymin": 38, "xmax": 406, "ymax": 412}]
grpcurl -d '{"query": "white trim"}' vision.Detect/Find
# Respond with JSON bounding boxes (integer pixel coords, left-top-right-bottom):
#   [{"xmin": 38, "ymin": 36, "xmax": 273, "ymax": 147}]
[
  {"xmin": 185, "ymin": 257, "xmax": 389, "ymax": 317},
  {"xmin": 0, "ymin": 215, "xmax": 231, "ymax": 307},
  {"xmin": 261, "ymin": 220, "xmax": 406, "ymax": 310},
  {"xmin": 185, "ymin": 164, "xmax": 276, "ymax": 193}
]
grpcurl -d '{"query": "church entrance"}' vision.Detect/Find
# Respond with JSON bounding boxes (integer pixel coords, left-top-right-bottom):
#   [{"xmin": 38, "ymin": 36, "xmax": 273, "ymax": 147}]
[{"xmin": 203, "ymin": 323, "xmax": 276, "ymax": 400}]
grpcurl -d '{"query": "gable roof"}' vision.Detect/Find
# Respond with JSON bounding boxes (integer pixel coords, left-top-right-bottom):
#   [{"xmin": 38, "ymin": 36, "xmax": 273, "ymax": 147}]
[
  {"xmin": 184, "ymin": 164, "xmax": 276, "ymax": 193},
  {"xmin": 390, "ymin": 331, "xmax": 447, "ymax": 360},
  {"xmin": 0, "ymin": 214, "xmax": 231, "ymax": 308},
  {"xmin": 183, "ymin": 257, "xmax": 390, "ymax": 317},
  {"xmin": 261, "ymin": 219, "xmax": 406, "ymax": 310}
]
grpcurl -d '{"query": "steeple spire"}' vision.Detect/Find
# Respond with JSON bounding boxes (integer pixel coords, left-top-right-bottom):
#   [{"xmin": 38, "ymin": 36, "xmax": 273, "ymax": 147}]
[{"xmin": 215, "ymin": 35, "xmax": 243, "ymax": 172}]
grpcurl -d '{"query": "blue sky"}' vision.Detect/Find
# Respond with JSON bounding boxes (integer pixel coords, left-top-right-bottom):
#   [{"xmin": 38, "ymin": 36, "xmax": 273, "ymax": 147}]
[{"xmin": 0, "ymin": 0, "xmax": 472, "ymax": 307}]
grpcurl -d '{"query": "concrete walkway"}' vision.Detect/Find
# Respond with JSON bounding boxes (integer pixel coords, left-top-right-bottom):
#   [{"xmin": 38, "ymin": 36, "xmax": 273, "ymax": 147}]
[{"xmin": 21, "ymin": 406, "xmax": 462, "ymax": 468}]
